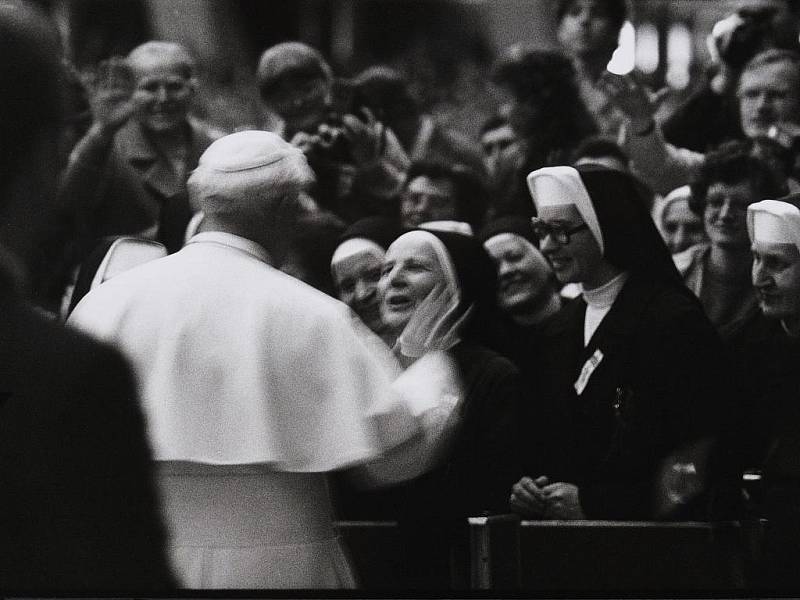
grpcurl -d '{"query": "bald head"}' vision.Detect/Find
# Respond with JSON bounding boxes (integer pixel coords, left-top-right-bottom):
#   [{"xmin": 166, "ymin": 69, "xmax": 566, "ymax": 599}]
[{"xmin": 127, "ymin": 41, "xmax": 195, "ymax": 79}]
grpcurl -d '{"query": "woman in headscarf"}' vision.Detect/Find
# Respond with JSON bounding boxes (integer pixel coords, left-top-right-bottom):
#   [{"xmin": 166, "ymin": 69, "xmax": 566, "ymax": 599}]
[
  {"xmin": 509, "ymin": 164, "xmax": 729, "ymax": 521},
  {"xmin": 654, "ymin": 185, "xmax": 706, "ymax": 254},
  {"xmin": 330, "ymin": 216, "xmax": 399, "ymax": 345},
  {"xmin": 359, "ymin": 228, "xmax": 524, "ymax": 588},
  {"xmin": 479, "ymin": 216, "xmax": 562, "ymax": 369}
]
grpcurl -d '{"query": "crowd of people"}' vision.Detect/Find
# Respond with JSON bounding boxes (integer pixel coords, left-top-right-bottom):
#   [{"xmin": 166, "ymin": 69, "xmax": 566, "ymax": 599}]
[{"xmin": 5, "ymin": 0, "xmax": 800, "ymax": 593}]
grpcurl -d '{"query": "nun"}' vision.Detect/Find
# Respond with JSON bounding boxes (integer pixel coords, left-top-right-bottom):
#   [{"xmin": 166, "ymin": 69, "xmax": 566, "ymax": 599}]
[
  {"xmin": 731, "ymin": 198, "xmax": 800, "ymax": 589},
  {"xmin": 355, "ymin": 228, "xmax": 524, "ymax": 588},
  {"xmin": 330, "ymin": 216, "xmax": 399, "ymax": 344},
  {"xmin": 510, "ymin": 165, "xmax": 727, "ymax": 520}
]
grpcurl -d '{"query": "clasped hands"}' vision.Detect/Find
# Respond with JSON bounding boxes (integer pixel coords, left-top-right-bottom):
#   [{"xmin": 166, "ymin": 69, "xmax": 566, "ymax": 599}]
[{"xmin": 510, "ymin": 476, "xmax": 586, "ymax": 520}]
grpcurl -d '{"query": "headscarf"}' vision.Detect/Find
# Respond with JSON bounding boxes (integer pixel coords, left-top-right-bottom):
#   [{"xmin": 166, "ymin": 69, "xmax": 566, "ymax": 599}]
[
  {"xmin": 478, "ymin": 216, "xmax": 554, "ymax": 287},
  {"xmin": 528, "ymin": 164, "xmax": 684, "ymax": 287},
  {"xmin": 748, "ymin": 197, "xmax": 800, "ymax": 250},
  {"xmin": 390, "ymin": 231, "xmax": 467, "ymax": 360},
  {"xmin": 389, "ymin": 229, "xmax": 501, "ymax": 359},
  {"xmin": 478, "ymin": 215, "xmax": 537, "ymax": 247}
]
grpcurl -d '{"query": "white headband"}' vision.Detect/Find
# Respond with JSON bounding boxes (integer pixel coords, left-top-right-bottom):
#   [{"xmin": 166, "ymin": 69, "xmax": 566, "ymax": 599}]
[
  {"xmin": 527, "ymin": 166, "xmax": 604, "ymax": 254},
  {"xmin": 331, "ymin": 238, "xmax": 385, "ymax": 267},
  {"xmin": 748, "ymin": 199, "xmax": 800, "ymax": 250}
]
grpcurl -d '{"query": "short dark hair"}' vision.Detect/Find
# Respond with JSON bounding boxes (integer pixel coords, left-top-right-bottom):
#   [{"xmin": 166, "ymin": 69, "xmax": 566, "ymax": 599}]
[
  {"xmin": 570, "ymin": 135, "xmax": 630, "ymax": 167},
  {"xmin": 555, "ymin": 0, "xmax": 628, "ymax": 37},
  {"xmin": 479, "ymin": 114, "xmax": 510, "ymax": 138},
  {"xmin": 403, "ymin": 161, "xmax": 488, "ymax": 230},
  {"xmin": 689, "ymin": 140, "xmax": 788, "ymax": 214}
]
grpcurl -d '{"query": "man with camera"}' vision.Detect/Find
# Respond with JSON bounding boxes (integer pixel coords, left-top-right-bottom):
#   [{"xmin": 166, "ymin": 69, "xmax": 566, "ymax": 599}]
[{"xmin": 256, "ymin": 42, "xmax": 408, "ymax": 223}]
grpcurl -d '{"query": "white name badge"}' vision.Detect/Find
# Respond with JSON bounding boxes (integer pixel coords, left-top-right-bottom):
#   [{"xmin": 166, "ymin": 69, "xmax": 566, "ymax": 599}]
[{"xmin": 574, "ymin": 348, "xmax": 604, "ymax": 396}]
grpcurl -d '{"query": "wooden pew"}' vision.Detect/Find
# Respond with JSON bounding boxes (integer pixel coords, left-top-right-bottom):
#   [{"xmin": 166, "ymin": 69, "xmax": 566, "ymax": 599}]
[{"xmin": 469, "ymin": 515, "xmax": 761, "ymax": 591}]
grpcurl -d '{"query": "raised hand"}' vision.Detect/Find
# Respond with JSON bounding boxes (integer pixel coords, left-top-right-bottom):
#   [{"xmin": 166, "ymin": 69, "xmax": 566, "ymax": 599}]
[{"xmin": 88, "ymin": 57, "xmax": 136, "ymax": 136}]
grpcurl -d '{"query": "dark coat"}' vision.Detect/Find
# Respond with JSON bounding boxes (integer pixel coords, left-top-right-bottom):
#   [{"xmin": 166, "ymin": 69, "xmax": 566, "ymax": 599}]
[
  {"xmin": 531, "ymin": 274, "xmax": 727, "ymax": 520},
  {"xmin": 728, "ymin": 311, "xmax": 800, "ymax": 589},
  {"xmin": 0, "ymin": 288, "xmax": 174, "ymax": 592},
  {"xmin": 397, "ymin": 339, "xmax": 524, "ymax": 589}
]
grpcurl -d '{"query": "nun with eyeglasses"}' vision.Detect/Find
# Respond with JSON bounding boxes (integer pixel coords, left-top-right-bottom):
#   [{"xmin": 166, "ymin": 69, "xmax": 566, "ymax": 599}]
[{"xmin": 510, "ymin": 165, "xmax": 729, "ymax": 521}]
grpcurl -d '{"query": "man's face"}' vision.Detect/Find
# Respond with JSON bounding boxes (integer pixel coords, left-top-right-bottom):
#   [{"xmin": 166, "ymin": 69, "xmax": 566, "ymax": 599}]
[
  {"xmin": 703, "ymin": 181, "xmax": 756, "ymax": 249},
  {"xmin": 481, "ymin": 123, "xmax": 520, "ymax": 176},
  {"xmin": 738, "ymin": 61, "xmax": 800, "ymax": 139},
  {"xmin": 752, "ymin": 240, "xmax": 800, "ymax": 322},
  {"xmin": 263, "ymin": 73, "xmax": 331, "ymax": 136},
  {"xmin": 400, "ymin": 176, "xmax": 459, "ymax": 228},
  {"xmin": 663, "ymin": 197, "xmax": 706, "ymax": 254},
  {"xmin": 556, "ymin": 0, "xmax": 620, "ymax": 59},
  {"xmin": 130, "ymin": 58, "xmax": 194, "ymax": 134}
]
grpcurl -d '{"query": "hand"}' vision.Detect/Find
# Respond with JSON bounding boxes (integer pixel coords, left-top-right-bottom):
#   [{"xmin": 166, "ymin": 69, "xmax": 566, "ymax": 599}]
[
  {"xmin": 540, "ymin": 482, "xmax": 586, "ymax": 519},
  {"xmin": 290, "ymin": 130, "xmax": 323, "ymax": 154},
  {"xmin": 341, "ymin": 107, "xmax": 385, "ymax": 166},
  {"xmin": 87, "ymin": 57, "xmax": 135, "ymax": 137},
  {"xmin": 509, "ymin": 475, "xmax": 550, "ymax": 517},
  {"xmin": 598, "ymin": 73, "xmax": 666, "ymax": 134}
]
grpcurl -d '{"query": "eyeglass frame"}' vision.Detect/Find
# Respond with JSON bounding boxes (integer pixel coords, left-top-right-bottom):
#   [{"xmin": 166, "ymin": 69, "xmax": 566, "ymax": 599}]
[{"xmin": 530, "ymin": 216, "xmax": 590, "ymax": 245}]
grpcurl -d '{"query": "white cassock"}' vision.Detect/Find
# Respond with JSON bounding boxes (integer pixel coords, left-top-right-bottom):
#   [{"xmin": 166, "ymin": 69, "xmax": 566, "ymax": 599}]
[{"xmin": 69, "ymin": 231, "xmax": 418, "ymax": 589}]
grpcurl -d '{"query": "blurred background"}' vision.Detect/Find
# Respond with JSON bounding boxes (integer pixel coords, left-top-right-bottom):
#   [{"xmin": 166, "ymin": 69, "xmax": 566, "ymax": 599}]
[{"xmin": 37, "ymin": 0, "xmax": 784, "ymax": 137}]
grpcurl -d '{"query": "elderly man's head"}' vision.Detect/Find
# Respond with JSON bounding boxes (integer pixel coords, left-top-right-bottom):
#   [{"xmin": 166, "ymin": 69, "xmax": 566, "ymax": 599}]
[
  {"xmin": 748, "ymin": 197, "xmax": 800, "ymax": 332},
  {"xmin": 126, "ymin": 41, "xmax": 196, "ymax": 134},
  {"xmin": 256, "ymin": 42, "xmax": 333, "ymax": 137},
  {"xmin": 737, "ymin": 48, "xmax": 800, "ymax": 138},
  {"xmin": 0, "ymin": 1, "xmax": 63, "ymax": 269},
  {"xmin": 187, "ymin": 131, "xmax": 314, "ymax": 257}
]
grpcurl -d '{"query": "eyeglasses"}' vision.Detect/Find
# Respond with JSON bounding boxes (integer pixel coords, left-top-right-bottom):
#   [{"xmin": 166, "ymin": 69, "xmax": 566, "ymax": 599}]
[{"xmin": 530, "ymin": 217, "xmax": 589, "ymax": 245}]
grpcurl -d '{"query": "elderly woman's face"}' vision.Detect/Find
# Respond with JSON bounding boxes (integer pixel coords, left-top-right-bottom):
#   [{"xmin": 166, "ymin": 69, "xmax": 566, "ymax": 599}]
[
  {"xmin": 703, "ymin": 181, "xmax": 755, "ymax": 249},
  {"xmin": 537, "ymin": 204, "xmax": 605, "ymax": 286},
  {"xmin": 484, "ymin": 233, "xmax": 554, "ymax": 313},
  {"xmin": 663, "ymin": 197, "xmax": 705, "ymax": 254},
  {"xmin": 378, "ymin": 235, "xmax": 445, "ymax": 333},
  {"xmin": 332, "ymin": 248, "xmax": 385, "ymax": 333},
  {"xmin": 752, "ymin": 240, "xmax": 800, "ymax": 322}
]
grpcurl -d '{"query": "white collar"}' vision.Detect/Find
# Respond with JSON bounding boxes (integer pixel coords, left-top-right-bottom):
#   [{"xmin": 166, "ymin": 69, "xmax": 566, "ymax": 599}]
[
  {"xmin": 187, "ymin": 231, "xmax": 273, "ymax": 266},
  {"xmin": 581, "ymin": 272, "xmax": 629, "ymax": 309}
]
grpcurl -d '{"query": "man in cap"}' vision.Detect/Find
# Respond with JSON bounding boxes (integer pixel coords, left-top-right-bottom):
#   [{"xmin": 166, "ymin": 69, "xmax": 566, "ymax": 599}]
[
  {"xmin": 0, "ymin": 2, "xmax": 173, "ymax": 592},
  {"xmin": 256, "ymin": 42, "xmax": 407, "ymax": 222},
  {"xmin": 61, "ymin": 41, "xmax": 222, "ymax": 256},
  {"xmin": 69, "ymin": 130, "xmax": 418, "ymax": 589}
]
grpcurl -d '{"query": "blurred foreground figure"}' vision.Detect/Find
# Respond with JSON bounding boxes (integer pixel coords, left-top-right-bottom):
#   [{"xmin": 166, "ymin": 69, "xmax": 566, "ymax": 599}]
[
  {"xmin": 0, "ymin": 1, "xmax": 173, "ymax": 592},
  {"xmin": 69, "ymin": 131, "xmax": 418, "ymax": 589}
]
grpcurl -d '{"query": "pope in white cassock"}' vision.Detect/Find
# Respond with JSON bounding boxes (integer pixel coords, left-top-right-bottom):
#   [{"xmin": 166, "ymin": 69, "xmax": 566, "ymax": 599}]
[{"xmin": 68, "ymin": 130, "xmax": 420, "ymax": 589}]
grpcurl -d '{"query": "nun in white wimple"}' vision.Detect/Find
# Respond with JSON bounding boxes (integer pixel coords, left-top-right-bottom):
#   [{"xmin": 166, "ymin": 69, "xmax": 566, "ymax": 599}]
[
  {"xmin": 510, "ymin": 164, "xmax": 728, "ymax": 521},
  {"xmin": 355, "ymin": 228, "xmax": 523, "ymax": 588},
  {"xmin": 749, "ymin": 199, "xmax": 800, "ymax": 336},
  {"xmin": 69, "ymin": 131, "xmax": 420, "ymax": 589}
]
